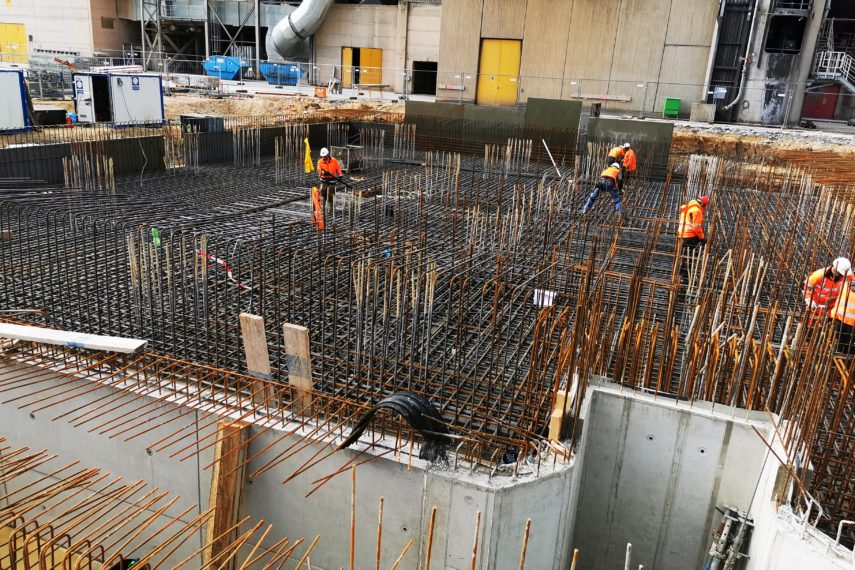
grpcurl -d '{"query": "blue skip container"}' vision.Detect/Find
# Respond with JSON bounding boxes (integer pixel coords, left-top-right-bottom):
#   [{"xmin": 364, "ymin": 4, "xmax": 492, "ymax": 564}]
[
  {"xmin": 202, "ymin": 56, "xmax": 249, "ymax": 80},
  {"xmin": 259, "ymin": 62, "xmax": 304, "ymax": 86}
]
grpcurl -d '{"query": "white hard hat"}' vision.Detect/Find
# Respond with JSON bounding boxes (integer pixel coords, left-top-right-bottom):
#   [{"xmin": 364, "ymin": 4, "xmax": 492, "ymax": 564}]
[
  {"xmin": 320, "ymin": 147, "xmax": 330, "ymax": 157},
  {"xmin": 833, "ymin": 257, "xmax": 851, "ymax": 275},
  {"xmin": 622, "ymin": 143, "xmax": 631, "ymax": 149},
  {"xmin": 611, "ymin": 162, "xmax": 621, "ymax": 169}
]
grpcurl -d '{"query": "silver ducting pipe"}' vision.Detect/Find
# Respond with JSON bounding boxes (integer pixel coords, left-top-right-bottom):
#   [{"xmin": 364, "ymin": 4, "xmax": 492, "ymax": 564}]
[
  {"xmin": 270, "ymin": 0, "xmax": 335, "ymax": 59},
  {"xmin": 722, "ymin": 0, "xmax": 761, "ymax": 112}
]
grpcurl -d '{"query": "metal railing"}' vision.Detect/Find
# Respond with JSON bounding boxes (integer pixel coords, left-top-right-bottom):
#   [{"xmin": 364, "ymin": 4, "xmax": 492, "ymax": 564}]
[{"xmin": 815, "ymin": 51, "xmax": 855, "ymax": 87}]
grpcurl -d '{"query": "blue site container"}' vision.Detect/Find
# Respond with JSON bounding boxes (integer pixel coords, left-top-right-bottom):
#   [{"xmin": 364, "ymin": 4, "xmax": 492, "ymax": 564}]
[
  {"xmin": 202, "ymin": 56, "xmax": 249, "ymax": 81},
  {"xmin": 259, "ymin": 62, "xmax": 304, "ymax": 86}
]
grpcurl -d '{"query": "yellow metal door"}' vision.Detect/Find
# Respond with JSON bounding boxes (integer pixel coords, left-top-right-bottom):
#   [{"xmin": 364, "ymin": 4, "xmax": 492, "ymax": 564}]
[
  {"xmin": 476, "ymin": 39, "xmax": 521, "ymax": 106},
  {"xmin": 0, "ymin": 23, "xmax": 27, "ymax": 64},
  {"xmin": 341, "ymin": 47, "xmax": 353, "ymax": 88},
  {"xmin": 360, "ymin": 48, "xmax": 382, "ymax": 85}
]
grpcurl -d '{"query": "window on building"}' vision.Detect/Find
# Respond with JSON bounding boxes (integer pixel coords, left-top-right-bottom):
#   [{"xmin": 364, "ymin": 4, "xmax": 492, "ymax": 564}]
[
  {"xmin": 764, "ymin": 16, "xmax": 806, "ymax": 54},
  {"xmin": 101, "ymin": 17, "xmax": 115, "ymax": 29}
]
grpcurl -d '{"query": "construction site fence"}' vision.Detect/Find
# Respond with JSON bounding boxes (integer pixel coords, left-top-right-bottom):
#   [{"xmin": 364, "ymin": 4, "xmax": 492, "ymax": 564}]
[{"xmin": 6, "ymin": 50, "xmax": 854, "ymax": 125}]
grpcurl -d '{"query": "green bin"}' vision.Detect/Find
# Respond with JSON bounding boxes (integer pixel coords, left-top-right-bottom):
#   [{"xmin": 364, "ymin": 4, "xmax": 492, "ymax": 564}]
[{"xmin": 663, "ymin": 98, "xmax": 681, "ymax": 118}]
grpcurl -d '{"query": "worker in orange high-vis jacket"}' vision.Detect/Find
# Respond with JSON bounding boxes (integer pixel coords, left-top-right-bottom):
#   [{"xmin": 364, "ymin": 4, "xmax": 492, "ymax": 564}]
[
  {"xmin": 317, "ymin": 147, "xmax": 345, "ymax": 222},
  {"xmin": 607, "ymin": 144, "xmax": 626, "ymax": 166},
  {"xmin": 677, "ymin": 196, "xmax": 708, "ymax": 247},
  {"xmin": 803, "ymin": 257, "xmax": 850, "ymax": 314},
  {"xmin": 829, "ymin": 267, "xmax": 855, "ymax": 355},
  {"xmin": 582, "ymin": 162, "xmax": 624, "ymax": 217},
  {"xmin": 677, "ymin": 196, "xmax": 709, "ymax": 286},
  {"xmin": 620, "ymin": 144, "xmax": 636, "ymax": 192}
]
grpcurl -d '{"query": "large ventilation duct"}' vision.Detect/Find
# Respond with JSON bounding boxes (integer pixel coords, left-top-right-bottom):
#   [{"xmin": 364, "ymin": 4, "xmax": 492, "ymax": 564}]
[{"xmin": 270, "ymin": 0, "xmax": 335, "ymax": 60}]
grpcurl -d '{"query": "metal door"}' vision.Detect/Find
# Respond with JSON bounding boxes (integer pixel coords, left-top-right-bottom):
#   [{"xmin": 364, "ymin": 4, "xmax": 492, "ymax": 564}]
[
  {"xmin": 476, "ymin": 39, "xmax": 522, "ymax": 106},
  {"xmin": 341, "ymin": 47, "xmax": 353, "ymax": 88},
  {"xmin": 74, "ymin": 75, "xmax": 96, "ymax": 123},
  {"xmin": 360, "ymin": 48, "xmax": 382, "ymax": 85},
  {"xmin": 0, "ymin": 23, "xmax": 27, "ymax": 63}
]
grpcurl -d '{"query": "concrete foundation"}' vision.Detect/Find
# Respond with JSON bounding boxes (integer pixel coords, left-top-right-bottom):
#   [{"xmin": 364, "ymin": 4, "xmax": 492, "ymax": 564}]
[
  {"xmin": 0, "ymin": 358, "xmax": 579, "ymax": 570},
  {"xmin": 570, "ymin": 379, "xmax": 776, "ymax": 570}
]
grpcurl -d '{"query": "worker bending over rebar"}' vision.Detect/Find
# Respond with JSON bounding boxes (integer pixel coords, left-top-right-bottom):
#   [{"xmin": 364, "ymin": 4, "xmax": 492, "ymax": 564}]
[{"xmin": 582, "ymin": 162, "xmax": 624, "ymax": 218}]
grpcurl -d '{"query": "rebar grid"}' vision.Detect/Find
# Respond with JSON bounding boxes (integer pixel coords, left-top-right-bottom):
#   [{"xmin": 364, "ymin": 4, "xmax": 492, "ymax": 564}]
[
  {"xmin": 0, "ymin": 430, "xmax": 307, "ymax": 569},
  {"xmin": 2, "ymin": 128, "xmax": 855, "ymax": 541}
]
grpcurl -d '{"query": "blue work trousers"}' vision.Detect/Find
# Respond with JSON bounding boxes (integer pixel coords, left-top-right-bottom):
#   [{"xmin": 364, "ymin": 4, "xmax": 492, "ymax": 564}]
[{"xmin": 583, "ymin": 178, "xmax": 622, "ymax": 214}]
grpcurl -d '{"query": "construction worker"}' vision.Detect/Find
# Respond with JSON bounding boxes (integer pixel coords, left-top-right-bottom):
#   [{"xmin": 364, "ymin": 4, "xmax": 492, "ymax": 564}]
[
  {"xmin": 606, "ymin": 144, "xmax": 627, "ymax": 166},
  {"xmin": 803, "ymin": 258, "xmax": 851, "ymax": 314},
  {"xmin": 620, "ymin": 144, "xmax": 636, "ymax": 191},
  {"xmin": 317, "ymin": 147, "xmax": 343, "ymax": 223},
  {"xmin": 829, "ymin": 268, "xmax": 855, "ymax": 355},
  {"xmin": 582, "ymin": 162, "xmax": 623, "ymax": 216},
  {"xmin": 677, "ymin": 196, "xmax": 709, "ymax": 286}
]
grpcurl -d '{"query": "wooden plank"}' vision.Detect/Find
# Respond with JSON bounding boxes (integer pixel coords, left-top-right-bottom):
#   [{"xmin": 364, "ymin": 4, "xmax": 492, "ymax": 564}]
[
  {"xmin": 0, "ymin": 323, "xmax": 146, "ymax": 353},
  {"xmin": 203, "ymin": 421, "xmax": 248, "ymax": 570},
  {"xmin": 239, "ymin": 313, "xmax": 275, "ymax": 407},
  {"xmin": 283, "ymin": 323, "xmax": 314, "ymax": 414}
]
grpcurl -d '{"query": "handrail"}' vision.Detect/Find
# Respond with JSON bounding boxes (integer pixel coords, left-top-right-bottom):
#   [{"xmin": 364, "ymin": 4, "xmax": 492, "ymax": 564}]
[{"xmin": 815, "ymin": 51, "xmax": 855, "ymax": 87}]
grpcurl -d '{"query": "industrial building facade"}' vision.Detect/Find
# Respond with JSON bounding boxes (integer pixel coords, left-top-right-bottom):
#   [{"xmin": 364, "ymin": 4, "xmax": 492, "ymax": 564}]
[{"xmin": 0, "ymin": 0, "xmax": 853, "ymax": 123}]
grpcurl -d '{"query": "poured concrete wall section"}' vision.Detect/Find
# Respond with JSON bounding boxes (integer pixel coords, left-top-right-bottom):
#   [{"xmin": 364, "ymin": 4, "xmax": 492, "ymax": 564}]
[
  {"xmin": 525, "ymin": 99, "xmax": 582, "ymax": 131},
  {"xmin": 571, "ymin": 381, "xmax": 775, "ymax": 570},
  {"xmin": 242, "ymin": 423, "xmax": 578, "ymax": 569},
  {"xmin": 745, "ymin": 435, "xmax": 855, "ymax": 570},
  {"xmin": 463, "ymin": 105, "xmax": 525, "ymax": 124},
  {"xmin": 586, "ymin": 118, "xmax": 674, "ymax": 146},
  {"xmin": 0, "ymin": 359, "xmax": 578, "ymax": 570},
  {"xmin": 0, "ymin": 361, "xmax": 214, "ymax": 567},
  {"xmin": 437, "ymin": 0, "xmax": 718, "ymax": 110}
]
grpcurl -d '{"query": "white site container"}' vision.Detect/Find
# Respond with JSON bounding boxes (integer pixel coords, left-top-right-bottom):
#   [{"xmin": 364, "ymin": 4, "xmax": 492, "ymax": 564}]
[
  {"xmin": 0, "ymin": 69, "xmax": 30, "ymax": 132},
  {"xmin": 73, "ymin": 72, "xmax": 164, "ymax": 126}
]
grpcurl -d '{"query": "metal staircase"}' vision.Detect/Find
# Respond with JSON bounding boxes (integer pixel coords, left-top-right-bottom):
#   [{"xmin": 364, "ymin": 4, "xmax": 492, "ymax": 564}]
[{"xmin": 815, "ymin": 51, "xmax": 855, "ymax": 94}]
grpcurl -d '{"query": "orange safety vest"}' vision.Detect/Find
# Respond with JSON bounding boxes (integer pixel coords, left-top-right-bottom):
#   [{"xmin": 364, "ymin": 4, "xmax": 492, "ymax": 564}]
[
  {"xmin": 311, "ymin": 186, "xmax": 325, "ymax": 230},
  {"xmin": 600, "ymin": 165, "xmax": 622, "ymax": 182},
  {"xmin": 678, "ymin": 200, "xmax": 705, "ymax": 240},
  {"xmin": 623, "ymin": 149, "xmax": 637, "ymax": 173},
  {"xmin": 317, "ymin": 157, "xmax": 342, "ymax": 180},
  {"xmin": 830, "ymin": 278, "xmax": 855, "ymax": 326},
  {"xmin": 803, "ymin": 267, "xmax": 844, "ymax": 310},
  {"xmin": 608, "ymin": 147, "xmax": 625, "ymax": 162}
]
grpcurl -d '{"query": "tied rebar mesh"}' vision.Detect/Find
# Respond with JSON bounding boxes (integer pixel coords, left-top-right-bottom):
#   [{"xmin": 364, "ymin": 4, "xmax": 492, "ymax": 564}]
[{"xmin": 1, "ymin": 118, "xmax": 855, "ymax": 543}]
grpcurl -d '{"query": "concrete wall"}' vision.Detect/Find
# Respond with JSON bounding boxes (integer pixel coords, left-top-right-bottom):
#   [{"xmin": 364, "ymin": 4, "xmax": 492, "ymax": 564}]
[
  {"xmin": 571, "ymin": 380, "xmax": 776, "ymax": 570},
  {"xmin": 0, "ymin": 361, "xmax": 213, "ymax": 567},
  {"xmin": 244, "ymin": 428, "xmax": 578, "ymax": 570},
  {"xmin": 437, "ymin": 0, "xmax": 719, "ymax": 112},
  {"xmin": 744, "ymin": 432, "xmax": 854, "ymax": 570},
  {"xmin": 314, "ymin": 4, "xmax": 441, "ymax": 93},
  {"xmin": 0, "ymin": 358, "xmax": 578, "ymax": 570},
  {"xmin": 0, "ymin": 0, "xmax": 95, "ymax": 56}
]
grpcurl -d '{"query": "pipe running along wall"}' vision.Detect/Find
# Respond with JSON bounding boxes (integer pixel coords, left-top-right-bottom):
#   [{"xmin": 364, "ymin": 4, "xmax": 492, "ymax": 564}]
[{"xmin": 270, "ymin": 0, "xmax": 335, "ymax": 60}]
